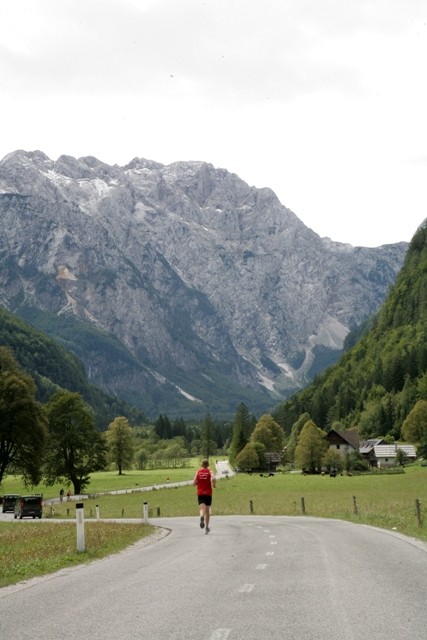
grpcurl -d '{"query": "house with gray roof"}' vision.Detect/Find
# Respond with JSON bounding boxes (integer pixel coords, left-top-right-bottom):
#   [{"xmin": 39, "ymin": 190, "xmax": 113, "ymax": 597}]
[
  {"xmin": 371, "ymin": 444, "xmax": 417, "ymax": 468},
  {"xmin": 327, "ymin": 432, "xmax": 417, "ymax": 468}
]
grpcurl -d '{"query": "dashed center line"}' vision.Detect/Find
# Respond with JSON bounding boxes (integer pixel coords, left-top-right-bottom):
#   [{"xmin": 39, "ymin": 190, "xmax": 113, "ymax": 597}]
[
  {"xmin": 266, "ymin": 551, "xmax": 274, "ymax": 556},
  {"xmin": 256, "ymin": 563, "xmax": 267, "ymax": 570},
  {"xmin": 270, "ymin": 540, "xmax": 277, "ymax": 545},
  {"xmin": 239, "ymin": 583, "xmax": 255, "ymax": 593}
]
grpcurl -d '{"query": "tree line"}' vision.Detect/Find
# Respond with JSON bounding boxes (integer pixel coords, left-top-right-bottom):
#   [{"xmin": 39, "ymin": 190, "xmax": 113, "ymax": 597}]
[
  {"xmin": 2, "ymin": 339, "xmax": 425, "ymax": 497},
  {"xmin": 0, "ymin": 344, "xmax": 287, "ymax": 493}
]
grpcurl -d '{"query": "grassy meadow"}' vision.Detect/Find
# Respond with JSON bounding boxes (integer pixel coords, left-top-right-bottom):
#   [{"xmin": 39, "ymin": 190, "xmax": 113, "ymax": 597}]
[
  {"xmin": 0, "ymin": 521, "xmax": 156, "ymax": 589},
  {"xmin": 0, "ymin": 465, "xmax": 200, "ymax": 499},
  {"xmin": 1, "ymin": 462, "xmax": 426, "ymax": 588}
]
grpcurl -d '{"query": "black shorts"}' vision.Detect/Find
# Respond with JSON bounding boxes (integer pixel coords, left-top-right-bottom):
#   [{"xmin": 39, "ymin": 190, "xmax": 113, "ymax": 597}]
[{"xmin": 198, "ymin": 495, "xmax": 212, "ymax": 506}]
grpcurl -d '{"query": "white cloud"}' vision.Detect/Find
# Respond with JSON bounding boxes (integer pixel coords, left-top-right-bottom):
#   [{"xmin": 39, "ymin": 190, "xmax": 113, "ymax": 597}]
[{"xmin": 1, "ymin": 0, "xmax": 426, "ymax": 246}]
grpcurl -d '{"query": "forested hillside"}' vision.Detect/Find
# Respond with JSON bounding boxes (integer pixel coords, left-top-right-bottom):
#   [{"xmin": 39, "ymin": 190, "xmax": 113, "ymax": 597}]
[
  {"xmin": 0, "ymin": 307, "xmax": 146, "ymax": 429},
  {"xmin": 275, "ymin": 222, "xmax": 427, "ymax": 440}
]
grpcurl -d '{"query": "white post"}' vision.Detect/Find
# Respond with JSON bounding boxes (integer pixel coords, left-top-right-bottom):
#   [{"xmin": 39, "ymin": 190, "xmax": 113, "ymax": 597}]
[
  {"xmin": 76, "ymin": 503, "xmax": 85, "ymax": 552},
  {"xmin": 96, "ymin": 504, "xmax": 100, "ymax": 520},
  {"xmin": 143, "ymin": 501, "xmax": 148, "ymax": 524}
]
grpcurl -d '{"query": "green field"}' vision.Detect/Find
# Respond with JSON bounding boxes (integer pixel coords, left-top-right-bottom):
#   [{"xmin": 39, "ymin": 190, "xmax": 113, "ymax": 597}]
[
  {"xmin": 0, "ymin": 466, "xmax": 200, "ymax": 499},
  {"xmin": 3, "ymin": 463, "xmax": 425, "ymax": 539},
  {"xmin": 1, "ymin": 464, "xmax": 426, "ymax": 588}
]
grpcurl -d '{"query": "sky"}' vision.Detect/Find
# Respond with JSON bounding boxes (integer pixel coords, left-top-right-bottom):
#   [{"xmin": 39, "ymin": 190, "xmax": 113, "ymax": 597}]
[{"xmin": 1, "ymin": 0, "xmax": 426, "ymax": 247}]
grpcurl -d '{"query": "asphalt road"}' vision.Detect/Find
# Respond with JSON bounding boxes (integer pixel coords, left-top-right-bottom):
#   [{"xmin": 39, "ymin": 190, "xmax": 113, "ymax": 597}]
[{"xmin": 1, "ymin": 516, "xmax": 426, "ymax": 639}]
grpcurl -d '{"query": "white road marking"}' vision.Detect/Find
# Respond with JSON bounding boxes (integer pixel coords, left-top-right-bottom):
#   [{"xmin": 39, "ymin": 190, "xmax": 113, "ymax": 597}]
[
  {"xmin": 263, "ymin": 529, "xmax": 270, "ymax": 532},
  {"xmin": 210, "ymin": 629, "xmax": 231, "ymax": 640},
  {"xmin": 270, "ymin": 540, "xmax": 277, "ymax": 545},
  {"xmin": 269, "ymin": 534, "xmax": 275, "ymax": 538},
  {"xmin": 266, "ymin": 551, "xmax": 274, "ymax": 556},
  {"xmin": 256, "ymin": 563, "xmax": 267, "ymax": 570},
  {"xmin": 239, "ymin": 583, "xmax": 255, "ymax": 593}
]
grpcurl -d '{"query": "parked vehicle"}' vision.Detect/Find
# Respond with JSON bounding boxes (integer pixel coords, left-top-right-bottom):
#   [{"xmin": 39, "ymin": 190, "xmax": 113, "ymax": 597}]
[
  {"xmin": 2, "ymin": 494, "xmax": 21, "ymax": 513},
  {"xmin": 14, "ymin": 495, "xmax": 43, "ymax": 519}
]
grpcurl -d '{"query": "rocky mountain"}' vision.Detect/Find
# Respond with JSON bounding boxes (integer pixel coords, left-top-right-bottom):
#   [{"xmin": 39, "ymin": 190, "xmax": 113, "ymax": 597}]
[{"xmin": 0, "ymin": 150, "xmax": 408, "ymax": 418}]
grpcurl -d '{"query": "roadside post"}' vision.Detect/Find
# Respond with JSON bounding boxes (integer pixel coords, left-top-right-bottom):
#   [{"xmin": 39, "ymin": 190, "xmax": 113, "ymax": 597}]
[
  {"xmin": 96, "ymin": 504, "xmax": 100, "ymax": 520},
  {"xmin": 415, "ymin": 499, "xmax": 422, "ymax": 527},
  {"xmin": 143, "ymin": 501, "xmax": 149, "ymax": 524},
  {"xmin": 76, "ymin": 503, "xmax": 86, "ymax": 552}
]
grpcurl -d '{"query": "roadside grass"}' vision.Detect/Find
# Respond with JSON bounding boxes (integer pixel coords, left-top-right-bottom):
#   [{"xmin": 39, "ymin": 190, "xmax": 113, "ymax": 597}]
[
  {"xmin": 45, "ymin": 465, "xmax": 427, "ymax": 541},
  {"xmin": 1, "ymin": 463, "xmax": 425, "ymax": 589},
  {"xmin": 0, "ymin": 522, "xmax": 155, "ymax": 589}
]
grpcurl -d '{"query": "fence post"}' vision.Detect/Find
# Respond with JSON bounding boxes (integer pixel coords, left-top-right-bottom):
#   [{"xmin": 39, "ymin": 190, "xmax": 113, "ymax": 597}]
[
  {"xmin": 415, "ymin": 499, "xmax": 422, "ymax": 527},
  {"xmin": 76, "ymin": 503, "xmax": 85, "ymax": 552},
  {"xmin": 301, "ymin": 497, "xmax": 306, "ymax": 514},
  {"xmin": 250, "ymin": 499, "xmax": 254, "ymax": 513},
  {"xmin": 156, "ymin": 507, "xmax": 160, "ymax": 517},
  {"xmin": 352, "ymin": 496, "xmax": 358, "ymax": 515}
]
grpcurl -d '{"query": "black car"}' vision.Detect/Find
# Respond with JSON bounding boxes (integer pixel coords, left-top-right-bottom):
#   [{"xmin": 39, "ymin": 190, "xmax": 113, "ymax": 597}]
[
  {"xmin": 14, "ymin": 495, "xmax": 43, "ymax": 519},
  {"xmin": 2, "ymin": 494, "xmax": 21, "ymax": 513}
]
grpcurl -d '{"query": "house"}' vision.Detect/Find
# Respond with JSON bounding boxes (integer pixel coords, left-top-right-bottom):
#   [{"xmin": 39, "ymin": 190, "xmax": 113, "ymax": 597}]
[
  {"xmin": 327, "ymin": 432, "xmax": 417, "ymax": 467},
  {"xmin": 359, "ymin": 438, "xmax": 387, "ymax": 466},
  {"xmin": 359, "ymin": 439, "xmax": 417, "ymax": 467},
  {"xmin": 371, "ymin": 444, "xmax": 417, "ymax": 468},
  {"xmin": 264, "ymin": 452, "xmax": 281, "ymax": 472},
  {"xmin": 326, "ymin": 429, "xmax": 360, "ymax": 456}
]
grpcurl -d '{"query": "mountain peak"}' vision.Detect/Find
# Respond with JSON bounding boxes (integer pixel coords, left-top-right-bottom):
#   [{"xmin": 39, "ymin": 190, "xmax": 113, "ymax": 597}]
[{"xmin": 0, "ymin": 150, "xmax": 408, "ymax": 418}]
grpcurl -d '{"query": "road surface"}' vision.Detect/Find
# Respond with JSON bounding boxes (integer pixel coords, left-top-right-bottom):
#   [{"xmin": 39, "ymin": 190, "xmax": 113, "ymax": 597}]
[{"xmin": 1, "ymin": 516, "xmax": 426, "ymax": 639}]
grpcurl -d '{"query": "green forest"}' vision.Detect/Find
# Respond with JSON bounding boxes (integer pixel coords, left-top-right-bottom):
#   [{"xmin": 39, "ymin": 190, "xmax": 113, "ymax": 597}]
[
  {"xmin": 273, "ymin": 222, "xmax": 427, "ymax": 443},
  {"xmin": 0, "ymin": 307, "xmax": 146, "ymax": 429}
]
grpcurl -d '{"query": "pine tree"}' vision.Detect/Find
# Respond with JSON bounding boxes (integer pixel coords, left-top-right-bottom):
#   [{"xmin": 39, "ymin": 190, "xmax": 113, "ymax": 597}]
[{"xmin": 229, "ymin": 402, "xmax": 253, "ymax": 464}]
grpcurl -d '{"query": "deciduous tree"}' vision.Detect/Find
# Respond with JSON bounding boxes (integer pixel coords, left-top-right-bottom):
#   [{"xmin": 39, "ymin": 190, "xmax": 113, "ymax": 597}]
[
  {"xmin": 402, "ymin": 399, "xmax": 427, "ymax": 443},
  {"xmin": 105, "ymin": 416, "xmax": 134, "ymax": 474},
  {"xmin": 235, "ymin": 442, "xmax": 259, "ymax": 471},
  {"xmin": 295, "ymin": 419, "xmax": 328, "ymax": 473},
  {"xmin": 251, "ymin": 414, "xmax": 283, "ymax": 453},
  {"xmin": 44, "ymin": 390, "xmax": 106, "ymax": 494},
  {"xmin": 0, "ymin": 347, "xmax": 47, "ymax": 485}
]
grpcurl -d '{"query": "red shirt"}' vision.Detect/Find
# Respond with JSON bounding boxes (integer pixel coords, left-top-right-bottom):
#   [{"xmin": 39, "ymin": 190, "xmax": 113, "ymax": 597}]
[{"xmin": 194, "ymin": 468, "xmax": 214, "ymax": 496}]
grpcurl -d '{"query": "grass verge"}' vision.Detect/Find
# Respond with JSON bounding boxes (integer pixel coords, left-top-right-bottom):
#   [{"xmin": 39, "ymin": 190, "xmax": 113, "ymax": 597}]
[{"xmin": 0, "ymin": 522, "xmax": 155, "ymax": 589}]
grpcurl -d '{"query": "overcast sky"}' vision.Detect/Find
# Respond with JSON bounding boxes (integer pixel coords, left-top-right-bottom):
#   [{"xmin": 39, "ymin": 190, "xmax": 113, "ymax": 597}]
[{"xmin": 1, "ymin": 0, "xmax": 426, "ymax": 247}]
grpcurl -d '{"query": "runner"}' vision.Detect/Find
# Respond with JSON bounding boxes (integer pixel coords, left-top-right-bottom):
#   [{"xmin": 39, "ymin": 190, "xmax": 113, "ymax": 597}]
[{"xmin": 193, "ymin": 459, "xmax": 216, "ymax": 534}]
